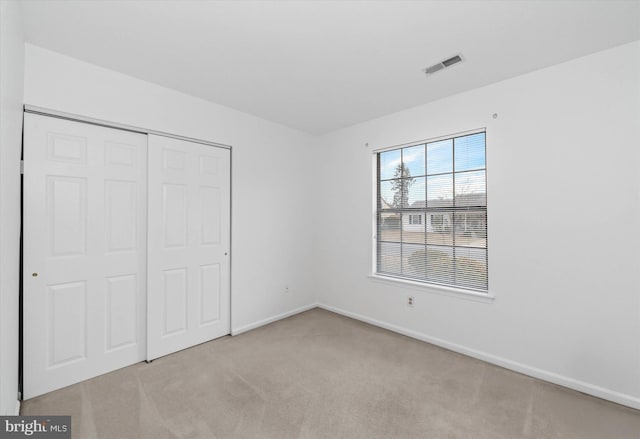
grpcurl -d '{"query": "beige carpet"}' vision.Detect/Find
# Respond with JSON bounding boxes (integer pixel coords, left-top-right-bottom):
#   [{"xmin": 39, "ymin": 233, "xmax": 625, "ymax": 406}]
[{"xmin": 21, "ymin": 308, "xmax": 640, "ymax": 438}]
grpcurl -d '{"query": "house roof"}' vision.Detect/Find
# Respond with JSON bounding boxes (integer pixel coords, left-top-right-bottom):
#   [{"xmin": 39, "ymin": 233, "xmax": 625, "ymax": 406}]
[{"xmin": 409, "ymin": 192, "xmax": 486, "ymax": 209}]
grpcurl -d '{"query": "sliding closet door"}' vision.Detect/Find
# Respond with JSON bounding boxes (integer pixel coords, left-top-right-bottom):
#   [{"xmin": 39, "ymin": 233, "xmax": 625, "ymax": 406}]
[
  {"xmin": 23, "ymin": 114, "xmax": 147, "ymax": 399},
  {"xmin": 147, "ymin": 135, "xmax": 230, "ymax": 361}
]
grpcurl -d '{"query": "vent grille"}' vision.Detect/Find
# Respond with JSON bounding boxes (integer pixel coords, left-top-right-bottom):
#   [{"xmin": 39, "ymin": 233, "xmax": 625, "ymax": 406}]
[
  {"xmin": 442, "ymin": 55, "xmax": 462, "ymax": 67},
  {"xmin": 424, "ymin": 54, "xmax": 464, "ymax": 76},
  {"xmin": 424, "ymin": 63, "xmax": 445, "ymax": 75}
]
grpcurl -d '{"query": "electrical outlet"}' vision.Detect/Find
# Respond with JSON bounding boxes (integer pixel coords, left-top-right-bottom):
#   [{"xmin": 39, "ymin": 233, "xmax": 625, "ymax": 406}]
[
  {"xmin": 285, "ymin": 285, "xmax": 289, "ymax": 294},
  {"xmin": 407, "ymin": 296, "xmax": 414, "ymax": 307}
]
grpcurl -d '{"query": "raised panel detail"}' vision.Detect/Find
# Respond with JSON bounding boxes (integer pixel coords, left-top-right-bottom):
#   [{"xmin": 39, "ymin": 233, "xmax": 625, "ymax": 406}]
[
  {"xmin": 105, "ymin": 180, "xmax": 137, "ymax": 253},
  {"xmin": 47, "ymin": 133, "xmax": 87, "ymax": 164},
  {"xmin": 200, "ymin": 264, "xmax": 220, "ymax": 326},
  {"xmin": 163, "ymin": 148, "xmax": 186, "ymax": 171},
  {"xmin": 48, "ymin": 282, "xmax": 87, "ymax": 367},
  {"xmin": 200, "ymin": 187, "xmax": 221, "ymax": 245},
  {"xmin": 200, "ymin": 156, "xmax": 219, "ymax": 176},
  {"xmin": 48, "ymin": 176, "xmax": 87, "ymax": 257},
  {"xmin": 162, "ymin": 268, "xmax": 187, "ymax": 337},
  {"xmin": 105, "ymin": 142, "xmax": 136, "ymax": 167},
  {"xmin": 106, "ymin": 275, "xmax": 137, "ymax": 351},
  {"xmin": 162, "ymin": 184, "xmax": 187, "ymax": 248}
]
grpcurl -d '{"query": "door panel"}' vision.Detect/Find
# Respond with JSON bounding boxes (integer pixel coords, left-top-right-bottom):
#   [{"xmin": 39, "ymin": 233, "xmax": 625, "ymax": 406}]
[
  {"xmin": 23, "ymin": 114, "xmax": 147, "ymax": 399},
  {"xmin": 48, "ymin": 281, "xmax": 87, "ymax": 367},
  {"xmin": 200, "ymin": 263, "xmax": 221, "ymax": 325},
  {"xmin": 105, "ymin": 274, "xmax": 138, "ymax": 351},
  {"xmin": 147, "ymin": 135, "xmax": 230, "ymax": 361}
]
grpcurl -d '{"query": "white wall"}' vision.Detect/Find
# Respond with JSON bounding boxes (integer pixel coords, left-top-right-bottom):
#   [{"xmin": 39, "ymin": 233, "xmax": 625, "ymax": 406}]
[
  {"xmin": 314, "ymin": 41, "xmax": 640, "ymax": 409},
  {"xmin": 23, "ymin": 44, "xmax": 317, "ymax": 335},
  {"xmin": 0, "ymin": 0, "xmax": 25, "ymax": 415}
]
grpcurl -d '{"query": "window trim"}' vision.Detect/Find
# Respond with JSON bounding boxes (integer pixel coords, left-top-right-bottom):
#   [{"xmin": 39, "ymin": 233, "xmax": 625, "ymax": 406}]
[
  {"xmin": 373, "ymin": 128, "xmax": 486, "ymax": 154},
  {"xmin": 371, "ymin": 127, "xmax": 491, "ymax": 298},
  {"xmin": 368, "ymin": 273, "xmax": 495, "ymax": 302}
]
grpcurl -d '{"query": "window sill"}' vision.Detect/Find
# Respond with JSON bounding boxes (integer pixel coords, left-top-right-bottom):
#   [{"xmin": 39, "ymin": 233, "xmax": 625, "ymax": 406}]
[{"xmin": 368, "ymin": 274, "xmax": 495, "ymax": 303}]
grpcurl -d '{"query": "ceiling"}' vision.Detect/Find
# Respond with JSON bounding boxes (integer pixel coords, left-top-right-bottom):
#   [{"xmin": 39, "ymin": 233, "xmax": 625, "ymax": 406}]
[{"xmin": 20, "ymin": 1, "xmax": 640, "ymax": 135}]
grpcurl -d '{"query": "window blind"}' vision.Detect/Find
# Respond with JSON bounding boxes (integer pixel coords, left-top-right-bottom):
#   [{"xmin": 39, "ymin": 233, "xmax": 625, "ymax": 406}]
[{"xmin": 376, "ymin": 131, "xmax": 488, "ymax": 291}]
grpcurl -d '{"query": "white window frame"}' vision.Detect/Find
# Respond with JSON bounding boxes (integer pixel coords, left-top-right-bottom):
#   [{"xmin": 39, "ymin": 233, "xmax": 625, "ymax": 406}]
[{"xmin": 370, "ymin": 128, "xmax": 494, "ymax": 301}]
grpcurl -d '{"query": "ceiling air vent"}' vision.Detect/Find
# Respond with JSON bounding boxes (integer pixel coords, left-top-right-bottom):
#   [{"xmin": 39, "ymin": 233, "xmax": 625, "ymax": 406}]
[{"xmin": 424, "ymin": 54, "xmax": 463, "ymax": 76}]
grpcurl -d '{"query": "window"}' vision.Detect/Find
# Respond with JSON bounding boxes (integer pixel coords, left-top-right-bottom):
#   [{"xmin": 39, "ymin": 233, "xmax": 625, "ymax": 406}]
[{"xmin": 375, "ymin": 131, "xmax": 487, "ymax": 292}]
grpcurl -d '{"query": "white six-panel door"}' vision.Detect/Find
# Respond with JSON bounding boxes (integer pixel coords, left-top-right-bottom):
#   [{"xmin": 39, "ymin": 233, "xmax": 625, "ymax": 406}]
[
  {"xmin": 146, "ymin": 135, "xmax": 230, "ymax": 361},
  {"xmin": 23, "ymin": 114, "xmax": 148, "ymax": 399}
]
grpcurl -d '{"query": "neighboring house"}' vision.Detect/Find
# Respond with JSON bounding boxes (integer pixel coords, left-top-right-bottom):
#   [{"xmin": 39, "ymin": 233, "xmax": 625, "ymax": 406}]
[
  {"xmin": 399, "ymin": 192, "xmax": 486, "ymax": 234},
  {"xmin": 401, "ymin": 201, "xmax": 453, "ymax": 233},
  {"xmin": 402, "ymin": 201, "xmax": 430, "ymax": 232},
  {"xmin": 379, "ymin": 198, "xmax": 401, "ymax": 230},
  {"xmin": 381, "ymin": 191, "xmax": 486, "ymax": 237}
]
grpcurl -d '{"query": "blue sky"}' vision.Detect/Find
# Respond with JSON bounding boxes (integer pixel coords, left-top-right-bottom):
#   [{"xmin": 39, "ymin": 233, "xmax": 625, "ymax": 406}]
[{"xmin": 379, "ymin": 132, "xmax": 486, "ymax": 207}]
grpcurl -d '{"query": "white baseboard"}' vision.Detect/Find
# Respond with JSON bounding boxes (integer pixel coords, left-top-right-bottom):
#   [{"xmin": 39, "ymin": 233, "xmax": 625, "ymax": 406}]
[
  {"xmin": 317, "ymin": 303, "xmax": 640, "ymax": 411},
  {"xmin": 231, "ymin": 303, "xmax": 318, "ymax": 336},
  {"xmin": 14, "ymin": 399, "xmax": 20, "ymax": 416}
]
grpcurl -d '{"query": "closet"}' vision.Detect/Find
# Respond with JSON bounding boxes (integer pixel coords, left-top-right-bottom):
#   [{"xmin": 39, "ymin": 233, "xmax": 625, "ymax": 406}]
[{"xmin": 22, "ymin": 112, "xmax": 230, "ymax": 399}]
